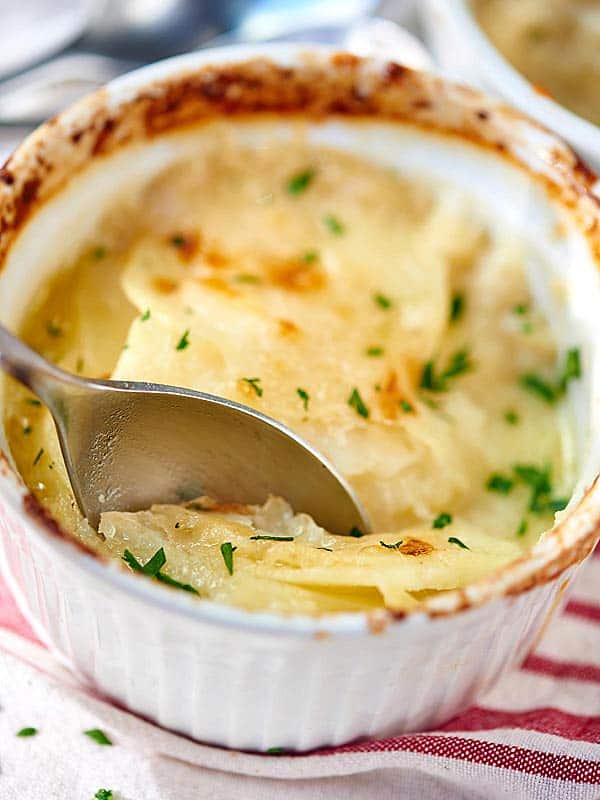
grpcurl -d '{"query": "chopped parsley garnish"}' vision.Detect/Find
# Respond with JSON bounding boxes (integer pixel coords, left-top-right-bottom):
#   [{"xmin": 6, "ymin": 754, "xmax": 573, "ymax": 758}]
[
  {"xmin": 46, "ymin": 320, "xmax": 62, "ymax": 337},
  {"xmin": 374, "ymin": 293, "xmax": 392, "ymax": 310},
  {"xmin": 349, "ymin": 526, "xmax": 364, "ymax": 538},
  {"xmin": 142, "ymin": 548, "xmax": 167, "ymax": 575},
  {"xmin": 379, "ymin": 540, "xmax": 403, "ymax": 549},
  {"xmin": 242, "ymin": 377, "xmax": 263, "ymax": 397},
  {"xmin": 16, "ymin": 727, "xmax": 37, "ymax": 737},
  {"xmin": 122, "ymin": 548, "xmax": 198, "ymax": 594},
  {"xmin": 22, "ymin": 425, "xmax": 32, "ymax": 435},
  {"xmin": 450, "ymin": 293, "xmax": 464, "ymax": 323},
  {"xmin": 220, "ymin": 542, "xmax": 237, "ymax": 576},
  {"xmin": 323, "ymin": 214, "xmax": 344, "ymax": 235},
  {"xmin": 442, "ymin": 350, "xmax": 472, "ymax": 379},
  {"xmin": 433, "ymin": 512, "xmax": 452, "ymax": 529},
  {"xmin": 448, "ymin": 536, "xmax": 469, "ymax": 550},
  {"xmin": 297, "ymin": 387, "xmax": 310, "ymax": 411},
  {"xmin": 512, "ymin": 464, "xmax": 566, "ymax": 513},
  {"xmin": 348, "ymin": 387, "xmax": 369, "ymax": 419},
  {"xmin": 513, "ymin": 303, "xmax": 529, "ymax": 315},
  {"xmin": 175, "ymin": 329, "xmax": 190, "ymax": 351},
  {"xmin": 547, "ymin": 497, "xmax": 569, "ymax": 512},
  {"xmin": 521, "ymin": 347, "xmax": 582, "ymax": 403},
  {"xmin": 559, "ymin": 347, "xmax": 581, "ymax": 392},
  {"xmin": 504, "ymin": 409, "xmax": 519, "ymax": 425},
  {"xmin": 520, "ymin": 373, "xmax": 556, "ymax": 403},
  {"xmin": 84, "ymin": 729, "xmax": 112, "ymax": 746},
  {"xmin": 302, "ymin": 251, "xmax": 318, "ymax": 264},
  {"xmin": 33, "ymin": 447, "xmax": 44, "ymax": 466},
  {"xmin": 420, "ymin": 349, "xmax": 472, "ymax": 392},
  {"xmin": 516, "ymin": 519, "xmax": 528, "ymax": 537},
  {"xmin": 513, "ymin": 464, "xmax": 552, "ymax": 512},
  {"xmin": 287, "ymin": 168, "xmax": 315, "ymax": 195},
  {"xmin": 123, "ymin": 548, "xmax": 164, "ymax": 575},
  {"xmin": 94, "ymin": 791, "xmax": 113, "ymax": 800},
  {"xmin": 140, "ymin": 309, "xmax": 151, "ymax": 322},
  {"xmin": 26, "ymin": 398, "xmax": 41, "ymax": 407},
  {"xmin": 486, "ymin": 473, "xmax": 514, "ymax": 494},
  {"xmin": 399, "ymin": 399, "xmax": 414, "ymax": 413},
  {"xmin": 366, "ymin": 346, "xmax": 384, "ymax": 357},
  {"xmin": 154, "ymin": 572, "xmax": 198, "ymax": 592},
  {"xmin": 250, "ymin": 534, "xmax": 294, "ymax": 542},
  {"xmin": 420, "ymin": 395, "xmax": 440, "ymax": 410}
]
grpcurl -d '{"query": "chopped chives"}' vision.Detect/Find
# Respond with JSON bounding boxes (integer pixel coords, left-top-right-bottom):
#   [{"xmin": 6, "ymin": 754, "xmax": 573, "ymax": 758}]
[
  {"xmin": 296, "ymin": 387, "xmax": 310, "ymax": 411},
  {"xmin": 450, "ymin": 293, "xmax": 464, "ymax": 323},
  {"xmin": 16, "ymin": 727, "xmax": 37, "ymax": 737},
  {"xmin": 323, "ymin": 214, "xmax": 344, "ymax": 235},
  {"xmin": 348, "ymin": 387, "xmax": 369, "ymax": 419},
  {"xmin": 175, "ymin": 329, "xmax": 190, "ymax": 351},
  {"xmin": 242, "ymin": 377, "xmax": 263, "ymax": 397},
  {"xmin": 84, "ymin": 729, "xmax": 112, "ymax": 746},
  {"xmin": 486, "ymin": 473, "xmax": 514, "ymax": 494},
  {"xmin": 379, "ymin": 540, "xmax": 403, "ymax": 550},
  {"xmin": 287, "ymin": 168, "xmax": 315, "ymax": 195},
  {"xmin": 433, "ymin": 512, "xmax": 452, "ymax": 529},
  {"xmin": 220, "ymin": 542, "xmax": 237, "ymax": 576},
  {"xmin": 374, "ymin": 293, "xmax": 392, "ymax": 310},
  {"xmin": 448, "ymin": 536, "xmax": 469, "ymax": 550}
]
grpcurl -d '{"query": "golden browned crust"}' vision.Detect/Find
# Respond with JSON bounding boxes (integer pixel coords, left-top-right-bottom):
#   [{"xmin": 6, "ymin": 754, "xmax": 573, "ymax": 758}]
[
  {"xmin": 2, "ymin": 54, "xmax": 599, "ymax": 265},
  {"xmin": 399, "ymin": 538, "xmax": 434, "ymax": 557}
]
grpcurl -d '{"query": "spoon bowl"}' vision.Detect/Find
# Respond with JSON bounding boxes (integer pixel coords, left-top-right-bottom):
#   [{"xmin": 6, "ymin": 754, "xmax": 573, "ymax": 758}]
[{"xmin": 0, "ymin": 324, "xmax": 369, "ymax": 534}]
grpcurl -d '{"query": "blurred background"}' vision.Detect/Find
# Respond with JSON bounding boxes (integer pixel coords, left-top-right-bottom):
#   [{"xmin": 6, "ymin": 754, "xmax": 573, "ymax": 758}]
[{"xmin": 0, "ymin": 0, "xmax": 427, "ymax": 161}]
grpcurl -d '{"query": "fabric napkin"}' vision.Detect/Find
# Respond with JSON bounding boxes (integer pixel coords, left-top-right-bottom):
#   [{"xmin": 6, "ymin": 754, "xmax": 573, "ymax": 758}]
[{"xmin": 1, "ymin": 549, "xmax": 599, "ymax": 799}]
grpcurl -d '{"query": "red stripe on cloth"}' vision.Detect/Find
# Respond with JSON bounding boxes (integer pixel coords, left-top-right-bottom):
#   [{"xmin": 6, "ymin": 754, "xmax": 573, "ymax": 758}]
[
  {"xmin": 564, "ymin": 599, "xmax": 600, "ymax": 624},
  {"xmin": 523, "ymin": 653, "xmax": 600, "ymax": 683},
  {"xmin": 0, "ymin": 576, "xmax": 37, "ymax": 641},
  {"xmin": 439, "ymin": 705, "xmax": 600, "ymax": 744},
  {"xmin": 313, "ymin": 734, "xmax": 600, "ymax": 783}
]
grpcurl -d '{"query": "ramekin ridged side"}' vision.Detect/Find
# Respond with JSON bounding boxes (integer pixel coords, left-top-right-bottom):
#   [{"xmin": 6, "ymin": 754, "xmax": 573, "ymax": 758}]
[{"xmin": 0, "ymin": 488, "xmax": 570, "ymax": 751}]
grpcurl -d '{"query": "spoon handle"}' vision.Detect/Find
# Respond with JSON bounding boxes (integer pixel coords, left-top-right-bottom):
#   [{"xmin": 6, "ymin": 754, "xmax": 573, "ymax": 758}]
[{"xmin": 0, "ymin": 322, "xmax": 73, "ymax": 406}]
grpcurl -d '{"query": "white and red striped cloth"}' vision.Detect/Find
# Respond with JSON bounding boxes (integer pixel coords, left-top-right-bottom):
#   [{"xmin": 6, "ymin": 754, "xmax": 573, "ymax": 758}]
[{"xmin": 1, "ymin": 550, "xmax": 599, "ymax": 799}]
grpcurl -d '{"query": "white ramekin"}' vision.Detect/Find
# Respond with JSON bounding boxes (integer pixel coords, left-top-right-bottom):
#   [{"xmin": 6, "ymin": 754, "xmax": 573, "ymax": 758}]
[
  {"xmin": 1, "ymin": 44, "xmax": 600, "ymax": 752},
  {"xmin": 420, "ymin": 0, "xmax": 600, "ymax": 171}
]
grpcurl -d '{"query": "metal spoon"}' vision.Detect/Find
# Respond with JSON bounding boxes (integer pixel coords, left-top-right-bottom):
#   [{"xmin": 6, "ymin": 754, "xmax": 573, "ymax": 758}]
[{"xmin": 0, "ymin": 324, "xmax": 370, "ymax": 535}]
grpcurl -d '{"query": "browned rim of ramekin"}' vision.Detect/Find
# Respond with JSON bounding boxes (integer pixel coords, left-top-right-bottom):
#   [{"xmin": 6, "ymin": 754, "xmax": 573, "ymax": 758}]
[{"xmin": 1, "ymin": 47, "xmax": 599, "ymax": 629}]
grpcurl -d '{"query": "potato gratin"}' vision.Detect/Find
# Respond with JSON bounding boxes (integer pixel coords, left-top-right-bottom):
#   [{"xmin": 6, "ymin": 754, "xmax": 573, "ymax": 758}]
[
  {"xmin": 473, "ymin": 0, "xmax": 600, "ymax": 127},
  {"xmin": 4, "ymin": 131, "xmax": 578, "ymax": 614}
]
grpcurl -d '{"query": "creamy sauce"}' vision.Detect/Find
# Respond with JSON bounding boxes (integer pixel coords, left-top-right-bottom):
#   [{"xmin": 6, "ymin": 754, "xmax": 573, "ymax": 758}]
[
  {"xmin": 4, "ymin": 132, "xmax": 576, "ymax": 614},
  {"xmin": 474, "ymin": 0, "xmax": 600, "ymax": 126}
]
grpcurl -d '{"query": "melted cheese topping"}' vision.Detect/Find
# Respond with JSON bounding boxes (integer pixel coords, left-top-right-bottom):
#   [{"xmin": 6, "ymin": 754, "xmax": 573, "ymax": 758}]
[
  {"xmin": 3, "ymin": 133, "xmax": 574, "ymax": 614},
  {"xmin": 474, "ymin": 0, "xmax": 600, "ymax": 126}
]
